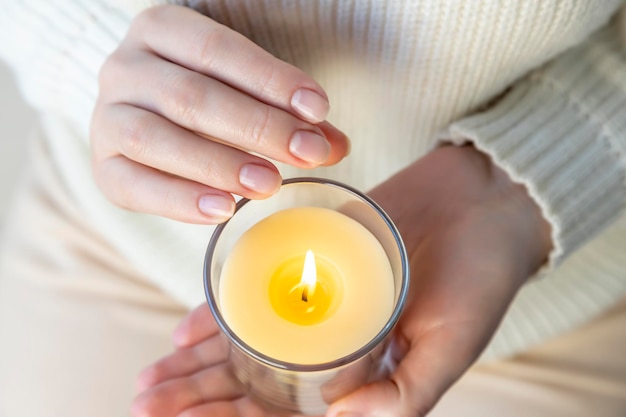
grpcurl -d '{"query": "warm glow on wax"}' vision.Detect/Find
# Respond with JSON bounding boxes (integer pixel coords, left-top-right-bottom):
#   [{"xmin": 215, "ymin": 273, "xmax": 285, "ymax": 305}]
[{"xmin": 219, "ymin": 207, "xmax": 395, "ymax": 364}]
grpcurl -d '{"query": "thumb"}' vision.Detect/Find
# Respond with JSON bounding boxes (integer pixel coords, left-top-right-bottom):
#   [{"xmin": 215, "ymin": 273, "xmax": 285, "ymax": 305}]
[
  {"xmin": 326, "ymin": 324, "xmax": 481, "ymax": 417},
  {"xmin": 318, "ymin": 120, "xmax": 351, "ymax": 166}
]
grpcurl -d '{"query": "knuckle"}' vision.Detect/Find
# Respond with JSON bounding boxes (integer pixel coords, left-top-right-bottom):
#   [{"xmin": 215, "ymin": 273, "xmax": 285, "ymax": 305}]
[
  {"xmin": 199, "ymin": 159, "xmax": 220, "ymax": 184},
  {"xmin": 94, "ymin": 157, "xmax": 135, "ymax": 212},
  {"xmin": 162, "ymin": 70, "xmax": 205, "ymax": 128},
  {"xmin": 132, "ymin": 4, "xmax": 171, "ymax": 32},
  {"xmin": 195, "ymin": 24, "xmax": 228, "ymax": 70},
  {"xmin": 255, "ymin": 65, "xmax": 281, "ymax": 99},
  {"xmin": 119, "ymin": 112, "xmax": 154, "ymax": 159},
  {"xmin": 245, "ymin": 105, "xmax": 273, "ymax": 149},
  {"xmin": 98, "ymin": 49, "xmax": 126, "ymax": 92}
]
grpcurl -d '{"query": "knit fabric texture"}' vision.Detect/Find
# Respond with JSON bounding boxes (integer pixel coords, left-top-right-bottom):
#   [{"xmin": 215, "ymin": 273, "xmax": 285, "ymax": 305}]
[{"xmin": 1, "ymin": 0, "xmax": 625, "ymax": 360}]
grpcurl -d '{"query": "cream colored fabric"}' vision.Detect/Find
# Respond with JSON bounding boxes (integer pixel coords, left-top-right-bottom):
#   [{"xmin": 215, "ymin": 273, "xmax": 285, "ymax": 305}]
[
  {"xmin": 0, "ymin": 0, "xmax": 625, "ymax": 360},
  {"xmin": 0, "ymin": 134, "xmax": 188, "ymax": 417},
  {"xmin": 432, "ymin": 298, "xmax": 626, "ymax": 417},
  {"xmin": 1, "ymin": 136, "xmax": 625, "ymax": 416}
]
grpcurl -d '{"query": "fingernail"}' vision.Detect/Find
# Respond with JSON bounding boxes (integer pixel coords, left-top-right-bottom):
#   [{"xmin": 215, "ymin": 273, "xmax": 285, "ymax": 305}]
[
  {"xmin": 289, "ymin": 130, "xmax": 330, "ymax": 165},
  {"xmin": 291, "ymin": 88, "xmax": 330, "ymax": 123},
  {"xmin": 336, "ymin": 413, "xmax": 363, "ymax": 417},
  {"xmin": 239, "ymin": 164, "xmax": 282, "ymax": 194},
  {"xmin": 198, "ymin": 194, "xmax": 235, "ymax": 220}
]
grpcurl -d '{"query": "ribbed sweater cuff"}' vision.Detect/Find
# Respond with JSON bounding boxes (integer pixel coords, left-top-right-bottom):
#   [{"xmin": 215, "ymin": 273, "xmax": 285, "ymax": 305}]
[{"xmin": 439, "ymin": 26, "xmax": 626, "ymax": 269}]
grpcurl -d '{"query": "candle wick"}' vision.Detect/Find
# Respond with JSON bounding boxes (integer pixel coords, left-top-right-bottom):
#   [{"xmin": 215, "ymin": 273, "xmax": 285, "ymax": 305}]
[{"xmin": 301, "ymin": 287, "xmax": 309, "ymax": 302}]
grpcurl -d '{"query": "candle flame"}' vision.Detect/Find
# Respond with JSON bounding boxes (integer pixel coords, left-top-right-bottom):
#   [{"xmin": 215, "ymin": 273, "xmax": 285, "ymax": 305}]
[{"xmin": 300, "ymin": 250, "xmax": 317, "ymax": 302}]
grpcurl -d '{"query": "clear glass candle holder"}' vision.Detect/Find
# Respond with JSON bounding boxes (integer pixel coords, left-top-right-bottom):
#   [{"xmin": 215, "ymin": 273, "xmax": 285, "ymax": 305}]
[{"xmin": 204, "ymin": 178, "xmax": 409, "ymax": 415}]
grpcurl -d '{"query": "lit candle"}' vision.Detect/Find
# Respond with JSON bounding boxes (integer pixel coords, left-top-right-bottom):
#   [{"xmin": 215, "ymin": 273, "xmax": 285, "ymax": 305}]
[{"xmin": 219, "ymin": 206, "xmax": 395, "ymax": 365}]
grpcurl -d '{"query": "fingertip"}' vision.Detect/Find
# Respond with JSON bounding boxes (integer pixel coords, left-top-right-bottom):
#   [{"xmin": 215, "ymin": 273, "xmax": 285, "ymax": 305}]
[
  {"xmin": 239, "ymin": 163, "xmax": 282, "ymax": 196},
  {"xmin": 288, "ymin": 130, "xmax": 331, "ymax": 166},
  {"xmin": 198, "ymin": 193, "xmax": 236, "ymax": 222},
  {"xmin": 172, "ymin": 304, "xmax": 219, "ymax": 348},
  {"xmin": 97, "ymin": 156, "xmax": 239, "ymax": 225},
  {"xmin": 172, "ymin": 323, "xmax": 190, "ymax": 348},
  {"xmin": 135, "ymin": 366, "xmax": 158, "ymax": 394},
  {"xmin": 131, "ymin": 389, "xmax": 158, "ymax": 417},
  {"xmin": 172, "ymin": 309, "xmax": 197, "ymax": 348},
  {"xmin": 318, "ymin": 121, "xmax": 350, "ymax": 166}
]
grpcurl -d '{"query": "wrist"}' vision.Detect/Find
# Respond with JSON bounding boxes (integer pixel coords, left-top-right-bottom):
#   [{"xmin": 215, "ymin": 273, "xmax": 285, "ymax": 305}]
[
  {"xmin": 449, "ymin": 144, "xmax": 553, "ymax": 279},
  {"xmin": 369, "ymin": 143, "xmax": 553, "ymax": 284}
]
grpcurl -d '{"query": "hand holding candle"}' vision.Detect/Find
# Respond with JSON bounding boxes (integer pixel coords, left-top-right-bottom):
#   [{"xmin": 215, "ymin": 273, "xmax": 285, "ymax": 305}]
[
  {"xmin": 90, "ymin": 5, "xmax": 350, "ymax": 225},
  {"xmin": 203, "ymin": 180, "xmax": 408, "ymax": 414},
  {"xmin": 132, "ymin": 179, "xmax": 409, "ymax": 416},
  {"xmin": 134, "ymin": 146, "xmax": 552, "ymax": 417}
]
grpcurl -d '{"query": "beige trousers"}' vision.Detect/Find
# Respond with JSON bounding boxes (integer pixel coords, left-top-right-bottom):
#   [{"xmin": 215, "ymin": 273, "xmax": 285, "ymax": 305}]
[{"xmin": 1, "ymin": 136, "xmax": 625, "ymax": 417}]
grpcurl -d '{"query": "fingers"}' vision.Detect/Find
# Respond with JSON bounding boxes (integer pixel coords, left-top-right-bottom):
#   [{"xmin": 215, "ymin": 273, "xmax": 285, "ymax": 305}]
[
  {"xmin": 134, "ymin": 305, "xmax": 241, "ymax": 417},
  {"xmin": 326, "ymin": 327, "xmax": 477, "ymax": 417},
  {"xmin": 167, "ymin": 402, "xmax": 241, "ymax": 417},
  {"xmin": 326, "ymin": 247, "xmax": 496, "ymax": 417},
  {"xmin": 92, "ymin": 4, "xmax": 351, "ymax": 223},
  {"xmin": 169, "ymin": 398, "xmax": 265, "ymax": 417},
  {"xmin": 318, "ymin": 121, "xmax": 351, "ymax": 167},
  {"xmin": 173, "ymin": 303, "xmax": 220, "ymax": 348},
  {"xmin": 132, "ymin": 363, "xmax": 244, "ymax": 417},
  {"xmin": 92, "ymin": 104, "xmax": 283, "ymax": 199},
  {"xmin": 100, "ymin": 50, "xmax": 341, "ymax": 167},
  {"xmin": 92, "ymin": 154, "xmax": 236, "ymax": 224},
  {"xmin": 325, "ymin": 224, "xmax": 514, "ymax": 417},
  {"xmin": 137, "ymin": 333, "xmax": 230, "ymax": 392},
  {"xmin": 128, "ymin": 5, "xmax": 330, "ymax": 123}
]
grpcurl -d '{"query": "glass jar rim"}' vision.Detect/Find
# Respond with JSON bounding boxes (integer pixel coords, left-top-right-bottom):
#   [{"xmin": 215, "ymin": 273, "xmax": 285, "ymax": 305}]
[{"xmin": 203, "ymin": 177, "xmax": 410, "ymax": 372}]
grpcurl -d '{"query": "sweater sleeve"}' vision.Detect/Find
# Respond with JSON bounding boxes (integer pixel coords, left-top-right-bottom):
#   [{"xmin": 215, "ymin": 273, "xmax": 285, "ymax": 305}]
[
  {"xmin": 0, "ymin": 1, "xmax": 172, "ymax": 141},
  {"xmin": 439, "ymin": 8, "xmax": 626, "ymax": 270}
]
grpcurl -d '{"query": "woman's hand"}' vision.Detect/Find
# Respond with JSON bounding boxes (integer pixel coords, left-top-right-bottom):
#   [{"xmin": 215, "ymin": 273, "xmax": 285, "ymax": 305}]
[
  {"xmin": 132, "ymin": 305, "xmax": 279, "ymax": 417},
  {"xmin": 326, "ymin": 145, "xmax": 552, "ymax": 417},
  {"xmin": 131, "ymin": 145, "xmax": 552, "ymax": 417},
  {"xmin": 90, "ymin": 5, "xmax": 349, "ymax": 224}
]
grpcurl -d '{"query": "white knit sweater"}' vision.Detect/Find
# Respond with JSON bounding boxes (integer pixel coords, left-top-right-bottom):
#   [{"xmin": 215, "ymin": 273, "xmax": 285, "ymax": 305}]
[{"xmin": 1, "ymin": 0, "xmax": 625, "ymax": 360}]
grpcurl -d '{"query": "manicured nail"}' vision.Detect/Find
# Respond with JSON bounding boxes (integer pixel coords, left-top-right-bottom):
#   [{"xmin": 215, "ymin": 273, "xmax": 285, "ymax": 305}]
[
  {"xmin": 291, "ymin": 88, "xmax": 330, "ymax": 123},
  {"xmin": 239, "ymin": 164, "xmax": 282, "ymax": 194},
  {"xmin": 289, "ymin": 130, "xmax": 331, "ymax": 165},
  {"xmin": 198, "ymin": 194, "xmax": 235, "ymax": 220}
]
